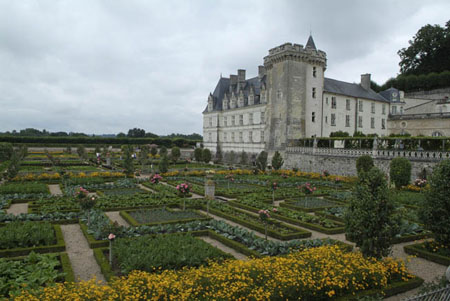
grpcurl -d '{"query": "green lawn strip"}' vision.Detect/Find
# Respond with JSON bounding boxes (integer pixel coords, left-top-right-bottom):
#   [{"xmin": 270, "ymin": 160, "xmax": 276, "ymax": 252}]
[
  {"xmin": 404, "ymin": 242, "xmax": 450, "ymax": 265},
  {"xmin": 207, "ymin": 207, "xmax": 311, "ymax": 240},
  {"xmin": 228, "ymin": 200, "xmax": 344, "ymax": 234},
  {"xmin": 119, "ymin": 208, "xmax": 211, "ymax": 227},
  {"xmin": 0, "ymin": 224, "xmax": 65, "ymax": 257},
  {"xmin": 335, "ymin": 276, "xmax": 424, "ymax": 301},
  {"xmin": 93, "ymin": 230, "xmax": 258, "ymax": 282}
]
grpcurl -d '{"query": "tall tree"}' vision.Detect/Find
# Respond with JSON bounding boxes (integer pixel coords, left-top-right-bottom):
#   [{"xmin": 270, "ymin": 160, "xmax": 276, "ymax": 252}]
[
  {"xmin": 398, "ymin": 20, "xmax": 450, "ymax": 75},
  {"xmin": 127, "ymin": 128, "xmax": 146, "ymax": 138}
]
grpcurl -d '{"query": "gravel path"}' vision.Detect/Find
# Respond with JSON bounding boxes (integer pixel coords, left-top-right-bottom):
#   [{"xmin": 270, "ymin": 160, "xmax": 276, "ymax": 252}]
[
  {"xmin": 48, "ymin": 184, "xmax": 63, "ymax": 196},
  {"xmin": 198, "ymin": 236, "xmax": 248, "ymax": 260},
  {"xmin": 105, "ymin": 211, "xmax": 130, "ymax": 227},
  {"xmin": 60, "ymin": 224, "xmax": 105, "ymax": 283},
  {"xmin": 138, "ymin": 184, "xmax": 155, "ymax": 193},
  {"xmin": 6, "ymin": 203, "xmax": 28, "ymax": 215}
]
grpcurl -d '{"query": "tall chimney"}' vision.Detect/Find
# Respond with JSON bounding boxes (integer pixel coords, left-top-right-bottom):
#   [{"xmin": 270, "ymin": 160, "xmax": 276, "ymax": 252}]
[
  {"xmin": 258, "ymin": 65, "xmax": 266, "ymax": 79},
  {"xmin": 237, "ymin": 69, "xmax": 246, "ymax": 83},
  {"xmin": 230, "ymin": 74, "xmax": 238, "ymax": 86},
  {"xmin": 361, "ymin": 74, "xmax": 371, "ymax": 90}
]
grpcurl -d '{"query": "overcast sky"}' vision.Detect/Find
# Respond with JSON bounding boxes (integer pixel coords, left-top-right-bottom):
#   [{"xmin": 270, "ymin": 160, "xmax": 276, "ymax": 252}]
[{"xmin": 0, "ymin": 0, "xmax": 449, "ymax": 135}]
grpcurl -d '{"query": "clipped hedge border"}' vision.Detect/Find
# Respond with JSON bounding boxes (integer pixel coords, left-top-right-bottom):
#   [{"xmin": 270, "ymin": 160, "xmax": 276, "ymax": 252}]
[
  {"xmin": 59, "ymin": 252, "xmax": 76, "ymax": 282},
  {"xmin": 207, "ymin": 207, "xmax": 311, "ymax": 241},
  {"xmin": 119, "ymin": 209, "xmax": 211, "ymax": 227},
  {"xmin": 336, "ymin": 276, "xmax": 424, "ymax": 300},
  {"xmin": 228, "ymin": 200, "xmax": 345, "ymax": 235},
  {"xmin": 0, "ymin": 223, "xmax": 66, "ymax": 257},
  {"xmin": 404, "ymin": 242, "xmax": 450, "ymax": 265},
  {"xmin": 315, "ymin": 211, "xmax": 345, "ymax": 223},
  {"xmin": 280, "ymin": 199, "xmax": 342, "ymax": 212},
  {"xmin": 80, "ymin": 222, "xmax": 109, "ymax": 249}
]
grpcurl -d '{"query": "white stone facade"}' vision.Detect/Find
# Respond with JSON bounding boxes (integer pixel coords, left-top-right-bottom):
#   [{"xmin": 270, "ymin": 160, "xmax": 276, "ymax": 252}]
[{"xmin": 203, "ymin": 36, "xmax": 394, "ymax": 157}]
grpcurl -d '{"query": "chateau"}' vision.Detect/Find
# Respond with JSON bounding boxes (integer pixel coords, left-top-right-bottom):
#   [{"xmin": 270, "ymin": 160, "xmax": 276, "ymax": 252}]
[{"xmin": 202, "ymin": 36, "xmax": 442, "ymax": 156}]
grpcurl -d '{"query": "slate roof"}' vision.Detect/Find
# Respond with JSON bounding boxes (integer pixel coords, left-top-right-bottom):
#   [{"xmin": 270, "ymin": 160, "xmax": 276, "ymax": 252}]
[
  {"xmin": 204, "ymin": 75, "xmax": 265, "ymax": 113},
  {"xmin": 306, "ymin": 35, "xmax": 317, "ymax": 50},
  {"xmin": 379, "ymin": 87, "xmax": 404, "ymax": 103},
  {"xmin": 324, "ymin": 78, "xmax": 390, "ymax": 102}
]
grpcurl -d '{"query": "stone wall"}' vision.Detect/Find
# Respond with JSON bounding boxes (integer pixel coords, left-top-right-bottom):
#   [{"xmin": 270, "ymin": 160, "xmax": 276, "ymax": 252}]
[
  {"xmin": 284, "ymin": 151, "xmax": 442, "ymax": 180},
  {"xmin": 405, "ymin": 88, "xmax": 450, "ymax": 100}
]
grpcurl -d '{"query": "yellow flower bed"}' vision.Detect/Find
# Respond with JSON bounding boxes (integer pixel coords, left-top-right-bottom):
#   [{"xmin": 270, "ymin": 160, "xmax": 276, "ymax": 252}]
[
  {"xmin": 12, "ymin": 171, "xmax": 125, "ymax": 181},
  {"xmin": 401, "ymin": 184, "xmax": 430, "ymax": 192},
  {"xmin": 14, "ymin": 245, "xmax": 413, "ymax": 300}
]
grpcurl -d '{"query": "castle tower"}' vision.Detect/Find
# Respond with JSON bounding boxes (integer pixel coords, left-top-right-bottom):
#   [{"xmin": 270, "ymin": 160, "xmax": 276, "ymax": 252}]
[{"xmin": 263, "ymin": 36, "xmax": 327, "ymax": 151}]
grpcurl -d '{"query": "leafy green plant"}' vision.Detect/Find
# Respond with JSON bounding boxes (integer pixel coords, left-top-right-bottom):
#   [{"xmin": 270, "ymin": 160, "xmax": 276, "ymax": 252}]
[
  {"xmin": 420, "ymin": 159, "xmax": 450, "ymax": 247},
  {"xmin": 0, "ymin": 182, "xmax": 49, "ymax": 195},
  {"xmin": 389, "ymin": 157, "xmax": 412, "ymax": 188},
  {"xmin": 356, "ymin": 155, "xmax": 374, "ymax": 175},
  {"xmin": 345, "ymin": 167, "xmax": 399, "ymax": 258},
  {"xmin": 112, "ymin": 234, "xmax": 232, "ymax": 274},
  {"xmin": 129, "ymin": 209, "xmax": 205, "ymax": 224},
  {"xmin": 0, "ymin": 222, "xmax": 55, "ymax": 249},
  {"xmin": 0, "ymin": 252, "xmax": 63, "ymax": 298},
  {"xmin": 271, "ymin": 151, "xmax": 284, "ymax": 170}
]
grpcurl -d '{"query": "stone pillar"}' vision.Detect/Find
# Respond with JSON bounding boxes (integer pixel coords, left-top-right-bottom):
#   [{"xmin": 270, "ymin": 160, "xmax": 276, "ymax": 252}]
[
  {"xmin": 372, "ymin": 137, "xmax": 378, "ymax": 158},
  {"xmin": 205, "ymin": 174, "xmax": 215, "ymax": 200}
]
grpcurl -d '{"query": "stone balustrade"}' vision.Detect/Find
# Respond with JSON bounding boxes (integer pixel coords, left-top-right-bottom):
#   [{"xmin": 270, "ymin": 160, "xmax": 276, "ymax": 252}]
[{"xmin": 286, "ymin": 146, "xmax": 450, "ymax": 161}]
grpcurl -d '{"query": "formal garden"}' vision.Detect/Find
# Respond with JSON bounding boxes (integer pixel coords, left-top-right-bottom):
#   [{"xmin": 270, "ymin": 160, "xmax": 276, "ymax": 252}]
[{"xmin": 0, "ymin": 142, "xmax": 449, "ymax": 300}]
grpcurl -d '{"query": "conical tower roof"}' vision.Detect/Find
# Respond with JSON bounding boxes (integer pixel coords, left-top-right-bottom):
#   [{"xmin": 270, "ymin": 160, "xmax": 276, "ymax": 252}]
[{"xmin": 306, "ymin": 35, "xmax": 317, "ymax": 50}]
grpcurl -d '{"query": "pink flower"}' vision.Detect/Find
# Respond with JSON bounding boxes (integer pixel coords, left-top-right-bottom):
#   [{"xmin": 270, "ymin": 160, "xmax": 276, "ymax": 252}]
[
  {"xmin": 108, "ymin": 233, "xmax": 116, "ymax": 240},
  {"xmin": 272, "ymin": 208, "xmax": 278, "ymax": 212}
]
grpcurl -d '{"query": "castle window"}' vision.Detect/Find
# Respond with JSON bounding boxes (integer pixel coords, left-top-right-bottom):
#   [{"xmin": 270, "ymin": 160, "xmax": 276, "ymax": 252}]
[
  {"xmin": 358, "ymin": 116, "xmax": 363, "ymax": 128},
  {"xmin": 325, "ymin": 116, "xmax": 328, "ymax": 123},
  {"xmin": 249, "ymin": 113, "xmax": 253, "ymax": 125},
  {"xmin": 239, "ymin": 132, "xmax": 243, "ymax": 142},
  {"xmin": 331, "ymin": 113, "xmax": 336, "ymax": 126},
  {"xmin": 392, "ymin": 106, "xmax": 397, "ymax": 114},
  {"xmin": 260, "ymin": 112, "xmax": 265, "ymax": 123},
  {"xmin": 208, "ymin": 133, "xmax": 212, "ymax": 141},
  {"xmin": 312, "ymin": 87, "xmax": 316, "ymax": 99},
  {"xmin": 224, "ymin": 132, "xmax": 227, "ymax": 141},
  {"xmin": 371, "ymin": 103, "xmax": 375, "ymax": 114},
  {"xmin": 260, "ymin": 130, "xmax": 264, "ymax": 142},
  {"xmin": 358, "ymin": 100, "xmax": 363, "ymax": 112},
  {"xmin": 224, "ymin": 117, "xmax": 227, "ymax": 127},
  {"xmin": 326, "ymin": 97, "xmax": 329, "ymax": 105},
  {"xmin": 432, "ymin": 131, "xmax": 443, "ymax": 137},
  {"xmin": 381, "ymin": 119, "xmax": 385, "ymax": 129},
  {"xmin": 249, "ymin": 131, "xmax": 253, "ymax": 142},
  {"xmin": 371, "ymin": 117, "xmax": 375, "ymax": 129},
  {"xmin": 239, "ymin": 115, "xmax": 243, "ymax": 125},
  {"xmin": 232, "ymin": 115, "xmax": 236, "ymax": 126},
  {"xmin": 382, "ymin": 104, "xmax": 386, "ymax": 115},
  {"xmin": 313, "ymin": 67, "xmax": 317, "ymax": 78},
  {"xmin": 209, "ymin": 118, "xmax": 212, "ymax": 127},
  {"xmin": 312, "ymin": 112, "xmax": 315, "ymax": 123},
  {"xmin": 346, "ymin": 99, "xmax": 351, "ymax": 111},
  {"xmin": 345, "ymin": 115, "xmax": 350, "ymax": 127},
  {"xmin": 331, "ymin": 97, "xmax": 337, "ymax": 109},
  {"xmin": 231, "ymin": 132, "xmax": 235, "ymax": 142}
]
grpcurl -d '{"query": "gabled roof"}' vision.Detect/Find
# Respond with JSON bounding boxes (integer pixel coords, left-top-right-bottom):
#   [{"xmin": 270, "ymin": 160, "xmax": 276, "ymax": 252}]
[{"xmin": 324, "ymin": 78, "xmax": 389, "ymax": 102}]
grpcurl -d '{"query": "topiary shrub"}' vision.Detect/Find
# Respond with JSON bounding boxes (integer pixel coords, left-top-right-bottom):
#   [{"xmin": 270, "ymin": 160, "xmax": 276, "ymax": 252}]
[
  {"xmin": 345, "ymin": 167, "xmax": 399, "ymax": 259},
  {"xmin": 356, "ymin": 155, "xmax": 374, "ymax": 175},
  {"xmin": 271, "ymin": 151, "xmax": 284, "ymax": 170},
  {"xmin": 0, "ymin": 143, "xmax": 13, "ymax": 162},
  {"xmin": 389, "ymin": 157, "xmax": 411, "ymax": 188},
  {"xmin": 202, "ymin": 148, "xmax": 212, "ymax": 164},
  {"xmin": 171, "ymin": 147, "xmax": 181, "ymax": 163},
  {"xmin": 420, "ymin": 159, "xmax": 450, "ymax": 247},
  {"xmin": 158, "ymin": 155, "xmax": 169, "ymax": 173},
  {"xmin": 194, "ymin": 148, "xmax": 203, "ymax": 162},
  {"xmin": 256, "ymin": 151, "xmax": 268, "ymax": 171}
]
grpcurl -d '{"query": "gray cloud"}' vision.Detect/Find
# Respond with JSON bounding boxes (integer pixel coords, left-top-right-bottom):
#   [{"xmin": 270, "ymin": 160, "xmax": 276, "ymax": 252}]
[{"xmin": 0, "ymin": 0, "xmax": 449, "ymax": 135}]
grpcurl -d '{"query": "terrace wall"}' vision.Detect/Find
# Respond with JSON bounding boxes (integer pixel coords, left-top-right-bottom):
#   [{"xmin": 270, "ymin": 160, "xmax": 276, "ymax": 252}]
[{"xmin": 284, "ymin": 146, "xmax": 449, "ymax": 180}]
